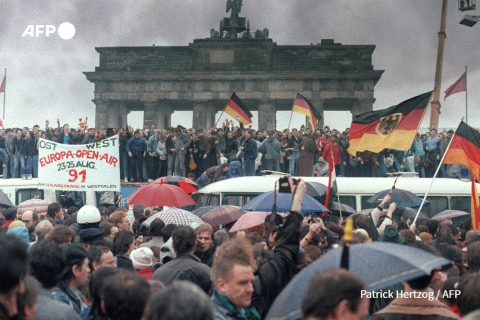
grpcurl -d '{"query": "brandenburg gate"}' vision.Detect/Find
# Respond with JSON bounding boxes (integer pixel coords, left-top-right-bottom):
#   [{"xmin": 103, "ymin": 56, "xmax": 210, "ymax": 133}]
[{"xmin": 84, "ymin": 0, "xmax": 383, "ymax": 130}]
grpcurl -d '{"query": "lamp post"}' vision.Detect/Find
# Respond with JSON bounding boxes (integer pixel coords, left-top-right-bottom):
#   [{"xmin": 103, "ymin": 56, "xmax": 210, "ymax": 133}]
[{"xmin": 430, "ymin": 0, "xmax": 448, "ymax": 131}]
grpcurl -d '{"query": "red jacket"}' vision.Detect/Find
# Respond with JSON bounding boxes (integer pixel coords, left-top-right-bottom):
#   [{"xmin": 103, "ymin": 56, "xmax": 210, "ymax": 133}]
[{"xmin": 322, "ymin": 143, "xmax": 341, "ymax": 166}]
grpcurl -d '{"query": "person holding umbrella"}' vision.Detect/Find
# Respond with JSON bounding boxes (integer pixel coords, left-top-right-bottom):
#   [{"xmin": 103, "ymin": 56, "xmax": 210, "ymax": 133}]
[{"xmin": 302, "ymin": 269, "xmax": 369, "ymax": 320}]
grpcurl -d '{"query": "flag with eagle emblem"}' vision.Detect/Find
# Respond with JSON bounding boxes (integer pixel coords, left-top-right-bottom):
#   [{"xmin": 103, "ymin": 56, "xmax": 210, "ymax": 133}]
[{"xmin": 347, "ymin": 91, "xmax": 432, "ymax": 156}]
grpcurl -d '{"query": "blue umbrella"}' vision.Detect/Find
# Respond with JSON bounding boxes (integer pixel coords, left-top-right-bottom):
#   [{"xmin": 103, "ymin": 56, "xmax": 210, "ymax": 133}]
[
  {"xmin": 266, "ymin": 242, "xmax": 450, "ymax": 320},
  {"xmin": 241, "ymin": 191, "xmax": 329, "ymax": 213}
]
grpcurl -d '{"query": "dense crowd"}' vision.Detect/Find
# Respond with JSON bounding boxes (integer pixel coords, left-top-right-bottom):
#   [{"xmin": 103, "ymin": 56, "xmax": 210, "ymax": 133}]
[
  {"xmin": 0, "ymin": 118, "xmax": 467, "ymax": 183},
  {"xmin": 1, "ymin": 179, "xmax": 480, "ymax": 320}
]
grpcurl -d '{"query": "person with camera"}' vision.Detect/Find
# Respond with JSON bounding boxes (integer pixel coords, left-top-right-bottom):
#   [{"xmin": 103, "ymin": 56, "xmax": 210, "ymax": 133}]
[{"xmin": 211, "ymin": 177, "xmax": 305, "ymax": 319}]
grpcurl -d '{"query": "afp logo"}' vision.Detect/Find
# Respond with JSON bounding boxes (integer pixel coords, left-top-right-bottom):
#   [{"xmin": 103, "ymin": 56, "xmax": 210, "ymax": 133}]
[{"xmin": 22, "ymin": 22, "xmax": 76, "ymax": 40}]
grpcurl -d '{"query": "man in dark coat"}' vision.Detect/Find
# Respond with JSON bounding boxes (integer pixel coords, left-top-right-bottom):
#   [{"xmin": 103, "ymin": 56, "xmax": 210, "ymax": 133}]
[
  {"xmin": 152, "ymin": 226, "xmax": 211, "ymax": 290},
  {"xmin": 211, "ymin": 177, "xmax": 304, "ymax": 319}
]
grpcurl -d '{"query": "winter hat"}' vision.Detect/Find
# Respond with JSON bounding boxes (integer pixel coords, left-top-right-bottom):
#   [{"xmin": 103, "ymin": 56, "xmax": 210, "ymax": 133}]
[
  {"xmin": 78, "ymin": 228, "xmax": 105, "ymax": 243},
  {"xmin": 8, "ymin": 220, "xmax": 25, "ymax": 230},
  {"xmin": 61, "ymin": 244, "xmax": 88, "ymax": 277},
  {"xmin": 130, "ymin": 247, "xmax": 153, "ymax": 270},
  {"xmin": 3, "ymin": 207, "xmax": 17, "ymax": 221}
]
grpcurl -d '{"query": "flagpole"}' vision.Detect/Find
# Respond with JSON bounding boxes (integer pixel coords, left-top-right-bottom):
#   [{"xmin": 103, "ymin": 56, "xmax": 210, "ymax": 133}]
[
  {"xmin": 337, "ymin": 193, "xmax": 343, "ymax": 220},
  {"xmin": 412, "ymin": 119, "xmax": 462, "ymax": 226},
  {"xmin": 465, "ymin": 66, "xmax": 468, "ymax": 124},
  {"xmin": 214, "ymin": 110, "xmax": 225, "ymax": 128},
  {"xmin": 2, "ymin": 69, "xmax": 6, "ymax": 120},
  {"xmin": 287, "ymin": 93, "xmax": 297, "ymax": 130}
]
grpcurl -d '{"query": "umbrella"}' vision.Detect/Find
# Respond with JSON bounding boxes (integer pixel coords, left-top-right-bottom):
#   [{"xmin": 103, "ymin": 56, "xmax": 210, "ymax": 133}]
[
  {"xmin": 191, "ymin": 206, "xmax": 216, "ymax": 218},
  {"xmin": 142, "ymin": 208, "xmax": 203, "ymax": 226},
  {"xmin": 401, "ymin": 207, "xmax": 428, "ymax": 220},
  {"xmin": 304, "ymin": 181, "xmax": 328, "ymax": 199},
  {"xmin": 266, "ymin": 242, "xmax": 450, "ymax": 320},
  {"xmin": 359, "ymin": 207, "xmax": 428, "ymax": 221},
  {"xmin": 200, "ymin": 205, "xmax": 246, "ymax": 227},
  {"xmin": 241, "ymin": 191, "xmax": 329, "ymax": 213},
  {"xmin": 0, "ymin": 190, "xmax": 14, "ymax": 207},
  {"xmin": 154, "ymin": 176, "xmax": 199, "ymax": 194},
  {"xmin": 127, "ymin": 184, "xmax": 196, "ymax": 207},
  {"xmin": 229, "ymin": 211, "xmax": 269, "ymax": 233},
  {"xmin": 367, "ymin": 188, "xmax": 427, "ymax": 208},
  {"xmin": 328, "ymin": 201, "xmax": 357, "ymax": 216},
  {"xmin": 432, "ymin": 210, "xmax": 470, "ymax": 221},
  {"xmin": 17, "ymin": 198, "xmax": 49, "ymax": 215}
]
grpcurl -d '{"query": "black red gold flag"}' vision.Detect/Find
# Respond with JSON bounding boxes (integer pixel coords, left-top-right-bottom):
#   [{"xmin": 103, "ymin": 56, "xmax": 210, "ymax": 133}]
[
  {"xmin": 347, "ymin": 91, "xmax": 432, "ymax": 156},
  {"xmin": 224, "ymin": 93, "xmax": 253, "ymax": 125}
]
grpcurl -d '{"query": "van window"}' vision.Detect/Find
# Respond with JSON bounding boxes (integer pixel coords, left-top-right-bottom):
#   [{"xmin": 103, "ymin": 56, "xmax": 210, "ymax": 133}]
[
  {"xmin": 208, "ymin": 194, "xmax": 220, "ymax": 206},
  {"xmin": 423, "ymin": 196, "xmax": 448, "ymax": 217},
  {"xmin": 451, "ymin": 196, "xmax": 471, "ymax": 213},
  {"xmin": 16, "ymin": 189, "xmax": 44, "ymax": 205},
  {"xmin": 192, "ymin": 194, "xmax": 208, "ymax": 208},
  {"xmin": 361, "ymin": 196, "xmax": 374, "ymax": 211},
  {"xmin": 338, "ymin": 195, "xmax": 356, "ymax": 211},
  {"xmin": 221, "ymin": 194, "xmax": 258, "ymax": 207}
]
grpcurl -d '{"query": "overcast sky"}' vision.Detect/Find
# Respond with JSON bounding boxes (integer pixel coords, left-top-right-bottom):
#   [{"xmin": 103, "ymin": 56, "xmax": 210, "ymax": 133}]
[{"xmin": 1, "ymin": 0, "xmax": 479, "ymax": 132}]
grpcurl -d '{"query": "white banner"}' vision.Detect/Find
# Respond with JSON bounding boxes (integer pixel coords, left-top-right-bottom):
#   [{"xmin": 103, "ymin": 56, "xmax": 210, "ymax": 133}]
[{"xmin": 38, "ymin": 136, "xmax": 120, "ymax": 191}]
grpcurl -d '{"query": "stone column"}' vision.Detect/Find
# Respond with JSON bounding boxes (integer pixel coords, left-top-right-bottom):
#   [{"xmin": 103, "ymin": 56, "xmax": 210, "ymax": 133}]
[
  {"xmin": 94, "ymin": 99, "xmax": 110, "ymax": 129},
  {"xmin": 156, "ymin": 101, "xmax": 172, "ymax": 130},
  {"xmin": 143, "ymin": 101, "xmax": 158, "ymax": 130},
  {"xmin": 352, "ymin": 99, "xmax": 374, "ymax": 119},
  {"xmin": 193, "ymin": 101, "xmax": 216, "ymax": 129},
  {"xmin": 107, "ymin": 104, "xmax": 119, "ymax": 129},
  {"xmin": 117, "ymin": 103, "xmax": 128, "ymax": 129},
  {"xmin": 257, "ymin": 100, "xmax": 276, "ymax": 131},
  {"xmin": 313, "ymin": 100, "xmax": 325, "ymax": 129}
]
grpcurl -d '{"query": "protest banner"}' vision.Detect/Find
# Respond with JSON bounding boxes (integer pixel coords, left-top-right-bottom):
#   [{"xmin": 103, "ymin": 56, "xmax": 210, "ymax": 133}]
[{"xmin": 38, "ymin": 136, "xmax": 120, "ymax": 191}]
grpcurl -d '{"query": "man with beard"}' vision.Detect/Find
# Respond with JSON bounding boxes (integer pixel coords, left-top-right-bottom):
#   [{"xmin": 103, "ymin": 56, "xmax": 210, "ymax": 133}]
[{"xmin": 20, "ymin": 210, "xmax": 37, "ymax": 242}]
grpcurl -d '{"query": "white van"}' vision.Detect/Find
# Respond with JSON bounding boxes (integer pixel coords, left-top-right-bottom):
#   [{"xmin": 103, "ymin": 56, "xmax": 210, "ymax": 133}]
[
  {"xmin": 0, "ymin": 178, "xmax": 97, "ymax": 206},
  {"xmin": 195, "ymin": 176, "xmax": 476, "ymax": 219}
]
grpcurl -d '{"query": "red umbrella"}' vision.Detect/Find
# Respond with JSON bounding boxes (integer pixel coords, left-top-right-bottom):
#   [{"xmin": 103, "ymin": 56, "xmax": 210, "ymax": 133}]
[
  {"xmin": 153, "ymin": 176, "xmax": 199, "ymax": 194},
  {"xmin": 200, "ymin": 205, "xmax": 246, "ymax": 227},
  {"xmin": 127, "ymin": 184, "xmax": 196, "ymax": 207},
  {"xmin": 228, "ymin": 211, "xmax": 269, "ymax": 233}
]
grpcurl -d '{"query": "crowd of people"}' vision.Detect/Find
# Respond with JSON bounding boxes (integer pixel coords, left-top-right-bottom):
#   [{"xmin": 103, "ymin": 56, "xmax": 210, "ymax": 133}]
[
  {"xmin": 1, "ymin": 178, "xmax": 480, "ymax": 320},
  {"xmin": 0, "ymin": 118, "xmax": 467, "ymax": 184}
]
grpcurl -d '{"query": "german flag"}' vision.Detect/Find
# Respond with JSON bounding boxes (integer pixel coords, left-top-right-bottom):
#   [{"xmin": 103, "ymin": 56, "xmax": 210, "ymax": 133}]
[
  {"xmin": 347, "ymin": 91, "xmax": 432, "ymax": 156},
  {"xmin": 224, "ymin": 93, "xmax": 253, "ymax": 125},
  {"xmin": 293, "ymin": 93, "xmax": 322, "ymax": 128},
  {"xmin": 443, "ymin": 121, "xmax": 480, "ymax": 182}
]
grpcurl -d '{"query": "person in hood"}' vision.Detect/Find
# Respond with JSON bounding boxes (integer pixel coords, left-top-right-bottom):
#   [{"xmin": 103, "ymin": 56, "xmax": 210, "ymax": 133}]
[{"xmin": 314, "ymin": 157, "xmax": 330, "ymax": 177}]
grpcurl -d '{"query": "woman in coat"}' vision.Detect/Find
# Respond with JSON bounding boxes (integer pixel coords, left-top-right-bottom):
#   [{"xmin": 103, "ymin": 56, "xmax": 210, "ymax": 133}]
[{"xmin": 297, "ymin": 134, "xmax": 317, "ymax": 176}]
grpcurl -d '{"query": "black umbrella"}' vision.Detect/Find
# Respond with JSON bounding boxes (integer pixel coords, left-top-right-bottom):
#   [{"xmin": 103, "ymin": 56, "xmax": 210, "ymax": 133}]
[
  {"xmin": 329, "ymin": 201, "xmax": 357, "ymax": 217},
  {"xmin": 266, "ymin": 242, "xmax": 450, "ymax": 320},
  {"xmin": 0, "ymin": 190, "xmax": 14, "ymax": 207},
  {"xmin": 367, "ymin": 188, "xmax": 427, "ymax": 208},
  {"xmin": 400, "ymin": 207, "xmax": 428, "ymax": 220},
  {"xmin": 304, "ymin": 181, "xmax": 328, "ymax": 199}
]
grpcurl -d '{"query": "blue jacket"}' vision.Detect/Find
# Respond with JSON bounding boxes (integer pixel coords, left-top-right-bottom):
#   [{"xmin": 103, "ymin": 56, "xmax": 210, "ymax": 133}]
[{"xmin": 126, "ymin": 136, "xmax": 146, "ymax": 154}]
